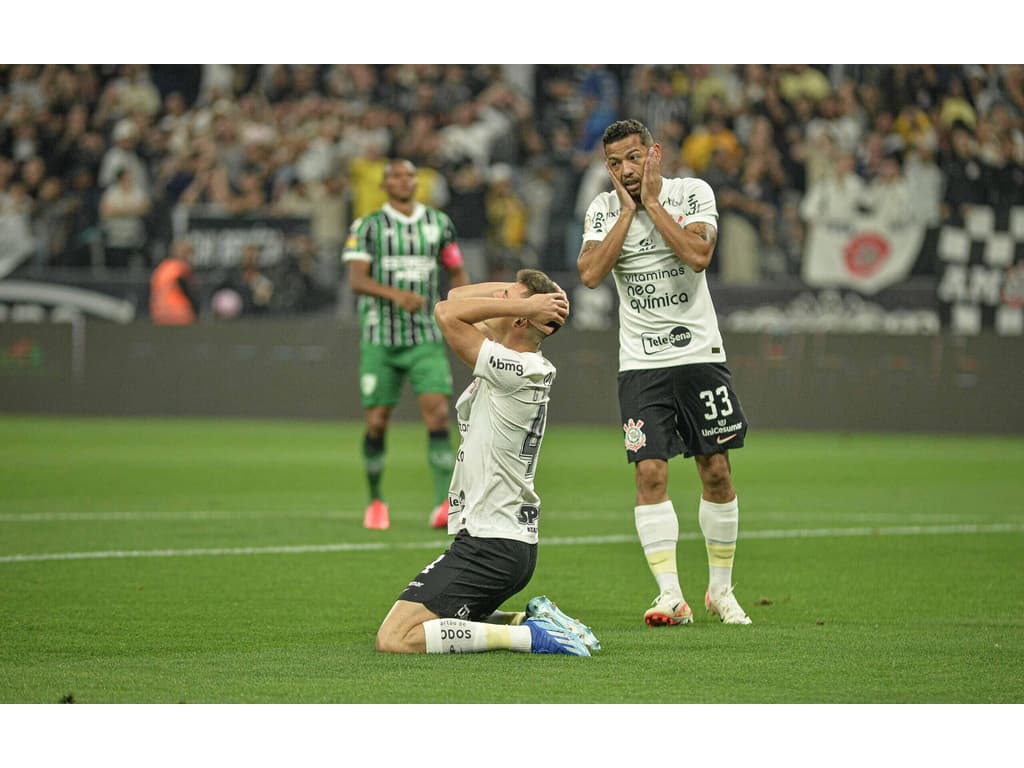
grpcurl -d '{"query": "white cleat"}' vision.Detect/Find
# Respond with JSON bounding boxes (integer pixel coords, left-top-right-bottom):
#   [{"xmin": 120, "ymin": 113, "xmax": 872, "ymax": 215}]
[
  {"xmin": 644, "ymin": 590, "xmax": 694, "ymax": 627},
  {"xmin": 705, "ymin": 585, "xmax": 752, "ymax": 625}
]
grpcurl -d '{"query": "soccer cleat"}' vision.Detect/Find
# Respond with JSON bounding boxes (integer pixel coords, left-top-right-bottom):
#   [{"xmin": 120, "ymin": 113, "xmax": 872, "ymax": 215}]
[
  {"xmin": 430, "ymin": 499, "xmax": 450, "ymax": 529},
  {"xmin": 525, "ymin": 617, "xmax": 591, "ymax": 656},
  {"xmin": 526, "ymin": 595, "xmax": 601, "ymax": 652},
  {"xmin": 362, "ymin": 499, "xmax": 390, "ymax": 530},
  {"xmin": 705, "ymin": 585, "xmax": 752, "ymax": 625},
  {"xmin": 644, "ymin": 590, "xmax": 694, "ymax": 627}
]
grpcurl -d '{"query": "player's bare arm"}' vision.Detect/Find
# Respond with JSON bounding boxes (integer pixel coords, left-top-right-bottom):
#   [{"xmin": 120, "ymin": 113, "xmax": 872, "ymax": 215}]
[
  {"xmin": 446, "ymin": 281, "xmax": 521, "ymax": 339},
  {"xmin": 347, "ymin": 260, "xmax": 426, "ymax": 312},
  {"xmin": 577, "ymin": 171, "xmax": 637, "ymax": 289},
  {"xmin": 446, "ymin": 264, "xmax": 470, "ymax": 289},
  {"xmin": 435, "ymin": 292, "xmax": 568, "ymax": 367},
  {"xmin": 645, "ymin": 199, "xmax": 717, "ymax": 273},
  {"xmin": 625, "ymin": 140, "xmax": 715, "ymax": 272}
]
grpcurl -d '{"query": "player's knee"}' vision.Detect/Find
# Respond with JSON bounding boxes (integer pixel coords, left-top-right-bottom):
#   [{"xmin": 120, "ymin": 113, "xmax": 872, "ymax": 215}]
[
  {"xmin": 420, "ymin": 397, "xmax": 450, "ymax": 429},
  {"xmin": 635, "ymin": 462, "xmax": 668, "ymax": 500},
  {"xmin": 699, "ymin": 456, "xmax": 733, "ymax": 499},
  {"xmin": 366, "ymin": 411, "xmax": 389, "ymax": 436},
  {"xmin": 375, "ymin": 625, "xmax": 404, "ymax": 654}
]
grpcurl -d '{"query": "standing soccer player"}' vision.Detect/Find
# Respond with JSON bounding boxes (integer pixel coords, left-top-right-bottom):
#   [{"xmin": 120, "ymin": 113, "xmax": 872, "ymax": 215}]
[
  {"xmin": 375, "ymin": 269, "xmax": 600, "ymax": 656},
  {"xmin": 577, "ymin": 119, "xmax": 752, "ymax": 626},
  {"xmin": 344, "ymin": 158, "xmax": 469, "ymax": 530}
]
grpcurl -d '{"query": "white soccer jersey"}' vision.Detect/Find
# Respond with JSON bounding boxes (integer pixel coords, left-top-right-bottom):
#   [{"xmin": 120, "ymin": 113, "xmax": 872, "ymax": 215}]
[
  {"xmin": 582, "ymin": 176, "xmax": 727, "ymax": 371},
  {"xmin": 447, "ymin": 338, "xmax": 556, "ymax": 545}
]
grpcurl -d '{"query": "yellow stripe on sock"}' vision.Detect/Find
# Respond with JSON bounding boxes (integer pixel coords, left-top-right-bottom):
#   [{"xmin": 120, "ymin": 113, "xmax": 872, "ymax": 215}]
[
  {"xmin": 706, "ymin": 542, "xmax": 736, "ymax": 568},
  {"xmin": 646, "ymin": 549, "xmax": 677, "ymax": 575},
  {"xmin": 484, "ymin": 625, "xmax": 512, "ymax": 650}
]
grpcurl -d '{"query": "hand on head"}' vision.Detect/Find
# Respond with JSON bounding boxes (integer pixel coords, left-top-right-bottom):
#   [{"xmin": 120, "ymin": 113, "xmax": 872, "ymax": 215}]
[{"xmin": 526, "ymin": 291, "xmax": 569, "ymax": 335}]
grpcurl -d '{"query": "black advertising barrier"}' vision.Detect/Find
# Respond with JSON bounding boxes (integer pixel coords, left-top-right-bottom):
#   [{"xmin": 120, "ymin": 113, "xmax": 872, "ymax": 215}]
[
  {"xmin": 1, "ymin": 317, "xmax": 1022, "ymax": 434},
  {"xmin": 183, "ymin": 212, "xmax": 313, "ymax": 269}
]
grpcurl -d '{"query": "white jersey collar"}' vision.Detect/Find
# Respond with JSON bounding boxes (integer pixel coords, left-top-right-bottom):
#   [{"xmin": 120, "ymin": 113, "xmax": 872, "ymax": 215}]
[{"xmin": 383, "ymin": 202, "xmax": 425, "ymax": 223}]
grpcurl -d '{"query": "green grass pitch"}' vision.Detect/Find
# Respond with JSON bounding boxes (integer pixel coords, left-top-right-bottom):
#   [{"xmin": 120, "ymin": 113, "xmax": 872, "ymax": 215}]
[{"xmin": 1, "ymin": 415, "xmax": 1022, "ymax": 706}]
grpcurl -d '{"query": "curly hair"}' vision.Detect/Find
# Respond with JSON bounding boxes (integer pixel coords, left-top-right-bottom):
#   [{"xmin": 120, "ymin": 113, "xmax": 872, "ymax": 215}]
[{"xmin": 601, "ymin": 119, "xmax": 654, "ymax": 147}]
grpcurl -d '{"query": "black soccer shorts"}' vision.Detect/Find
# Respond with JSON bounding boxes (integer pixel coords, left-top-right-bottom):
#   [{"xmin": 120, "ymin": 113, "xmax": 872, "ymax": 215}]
[
  {"xmin": 399, "ymin": 530, "xmax": 538, "ymax": 621},
  {"xmin": 617, "ymin": 362, "xmax": 748, "ymax": 462}
]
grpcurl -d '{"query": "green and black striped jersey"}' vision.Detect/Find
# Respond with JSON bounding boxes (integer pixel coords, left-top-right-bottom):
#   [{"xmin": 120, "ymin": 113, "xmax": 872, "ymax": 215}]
[{"xmin": 343, "ymin": 202, "xmax": 460, "ymax": 347}]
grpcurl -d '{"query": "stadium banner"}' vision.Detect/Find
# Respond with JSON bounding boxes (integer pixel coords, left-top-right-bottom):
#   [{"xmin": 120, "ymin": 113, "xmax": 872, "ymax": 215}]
[
  {"xmin": 935, "ymin": 205, "xmax": 1024, "ymax": 336},
  {"xmin": 183, "ymin": 212, "xmax": 312, "ymax": 270},
  {"xmin": 801, "ymin": 216, "xmax": 925, "ymax": 295}
]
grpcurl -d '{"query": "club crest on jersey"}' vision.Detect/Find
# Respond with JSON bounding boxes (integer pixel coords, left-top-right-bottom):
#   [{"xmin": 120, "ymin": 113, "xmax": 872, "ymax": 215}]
[{"xmin": 623, "ymin": 418, "xmax": 646, "ymax": 452}]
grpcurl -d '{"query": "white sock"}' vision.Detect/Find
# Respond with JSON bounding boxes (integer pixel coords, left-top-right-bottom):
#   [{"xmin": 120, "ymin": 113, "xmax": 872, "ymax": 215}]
[
  {"xmin": 635, "ymin": 500, "xmax": 683, "ymax": 598},
  {"xmin": 423, "ymin": 618, "xmax": 532, "ymax": 653},
  {"xmin": 699, "ymin": 496, "xmax": 739, "ymax": 593}
]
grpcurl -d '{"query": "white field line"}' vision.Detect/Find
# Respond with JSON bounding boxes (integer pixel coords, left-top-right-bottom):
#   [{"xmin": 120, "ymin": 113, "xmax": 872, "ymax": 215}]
[
  {"xmin": 0, "ymin": 510, "xmax": 353, "ymax": 522},
  {"xmin": 1, "ymin": 523, "xmax": 1022, "ymax": 564}
]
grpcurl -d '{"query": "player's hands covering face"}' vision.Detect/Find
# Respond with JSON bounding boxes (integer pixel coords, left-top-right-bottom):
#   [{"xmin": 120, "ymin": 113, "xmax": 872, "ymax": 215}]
[{"xmin": 640, "ymin": 145, "xmax": 662, "ymax": 207}]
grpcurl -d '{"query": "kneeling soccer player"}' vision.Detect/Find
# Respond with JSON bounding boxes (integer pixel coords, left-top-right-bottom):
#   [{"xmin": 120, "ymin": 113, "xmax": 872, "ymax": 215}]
[{"xmin": 375, "ymin": 269, "xmax": 599, "ymax": 656}]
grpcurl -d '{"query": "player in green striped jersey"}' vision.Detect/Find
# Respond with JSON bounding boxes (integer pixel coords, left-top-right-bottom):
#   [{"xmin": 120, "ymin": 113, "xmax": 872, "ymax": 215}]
[{"xmin": 343, "ymin": 158, "xmax": 470, "ymax": 531}]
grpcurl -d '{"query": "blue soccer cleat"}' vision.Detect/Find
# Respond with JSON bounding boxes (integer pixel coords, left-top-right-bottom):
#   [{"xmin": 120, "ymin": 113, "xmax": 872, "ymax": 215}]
[
  {"xmin": 525, "ymin": 617, "xmax": 591, "ymax": 656},
  {"xmin": 526, "ymin": 595, "xmax": 601, "ymax": 652}
]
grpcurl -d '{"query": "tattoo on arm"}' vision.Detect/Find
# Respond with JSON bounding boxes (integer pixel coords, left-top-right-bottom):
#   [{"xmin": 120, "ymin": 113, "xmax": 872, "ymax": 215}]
[
  {"xmin": 689, "ymin": 222, "xmax": 717, "ymax": 247},
  {"xmin": 580, "ymin": 240, "xmax": 599, "ymax": 255}
]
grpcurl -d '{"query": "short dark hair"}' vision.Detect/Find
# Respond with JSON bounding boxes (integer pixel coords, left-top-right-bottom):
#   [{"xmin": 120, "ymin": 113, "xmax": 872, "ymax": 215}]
[
  {"xmin": 602, "ymin": 119, "xmax": 654, "ymax": 147},
  {"xmin": 516, "ymin": 268, "xmax": 564, "ymax": 335},
  {"xmin": 383, "ymin": 158, "xmax": 416, "ymax": 178}
]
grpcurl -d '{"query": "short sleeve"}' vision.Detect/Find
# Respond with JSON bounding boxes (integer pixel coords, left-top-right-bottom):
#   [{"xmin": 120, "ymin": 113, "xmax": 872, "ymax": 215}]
[
  {"xmin": 682, "ymin": 178, "xmax": 719, "ymax": 227},
  {"xmin": 342, "ymin": 216, "xmax": 372, "ymax": 263},
  {"xmin": 473, "ymin": 339, "xmax": 529, "ymax": 394},
  {"xmin": 582, "ymin": 194, "xmax": 612, "ymax": 244}
]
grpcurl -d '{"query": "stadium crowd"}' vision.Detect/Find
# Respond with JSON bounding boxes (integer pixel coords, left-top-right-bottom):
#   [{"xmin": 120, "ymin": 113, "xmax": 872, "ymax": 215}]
[{"xmin": 1, "ymin": 64, "xmax": 1023, "ymax": 301}]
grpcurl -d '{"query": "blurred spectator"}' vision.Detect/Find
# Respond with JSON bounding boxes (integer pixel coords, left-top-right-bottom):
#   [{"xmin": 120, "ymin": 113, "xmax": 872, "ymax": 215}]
[
  {"xmin": 271, "ymin": 239, "xmax": 335, "ymax": 313},
  {"xmin": 32, "ymin": 175, "xmax": 75, "ymax": 268},
  {"xmin": 94, "ymin": 65, "xmax": 161, "ymax": 126},
  {"xmin": 307, "ymin": 174, "xmax": 349, "ymax": 266},
  {"xmin": 61, "ymin": 165, "xmax": 103, "ymax": 267},
  {"xmin": 713, "ymin": 148, "xmax": 780, "ymax": 285},
  {"xmin": 519, "ymin": 168, "xmax": 554, "ymax": 261},
  {"xmin": 216, "ymin": 243, "xmax": 274, "ymax": 315},
  {"xmin": 99, "ymin": 118, "xmax": 149, "ymax": 193},
  {"xmin": 624, "ymin": 65, "xmax": 688, "ymax": 143},
  {"xmin": 48, "ymin": 102, "xmax": 92, "ymax": 181},
  {"xmin": 680, "ymin": 100, "xmax": 741, "ymax": 175},
  {"xmin": 894, "ymin": 104, "xmax": 936, "ymax": 152},
  {"xmin": 444, "ymin": 159, "xmax": 488, "ymax": 281},
  {"xmin": 485, "ymin": 163, "xmax": 531, "ymax": 279},
  {"xmin": 940, "ymin": 121, "xmax": 985, "ymax": 224},
  {"xmin": 99, "ymin": 167, "xmax": 151, "ymax": 268},
  {"xmin": 799, "ymin": 150, "xmax": 866, "ymax": 227},
  {"xmin": 688, "ymin": 64, "xmax": 742, "ymax": 124},
  {"xmin": 1003, "ymin": 65, "xmax": 1024, "ymax": 116},
  {"xmin": 576, "ymin": 65, "xmax": 620, "ymax": 152},
  {"xmin": 224, "ymin": 166, "xmax": 268, "ymax": 215},
  {"xmin": 938, "ymin": 76, "xmax": 977, "ymax": 131},
  {"xmin": 904, "ymin": 137, "xmax": 944, "ymax": 227},
  {"xmin": 862, "ymin": 151, "xmax": 912, "ymax": 225},
  {"xmin": 0, "ymin": 156, "xmax": 35, "ymax": 268},
  {"xmin": 149, "ymin": 238, "xmax": 198, "ymax": 324},
  {"xmin": 777, "ymin": 64, "xmax": 832, "ymax": 105},
  {"xmin": 436, "ymin": 82, "xmax": 525, "ymax": 172}
]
